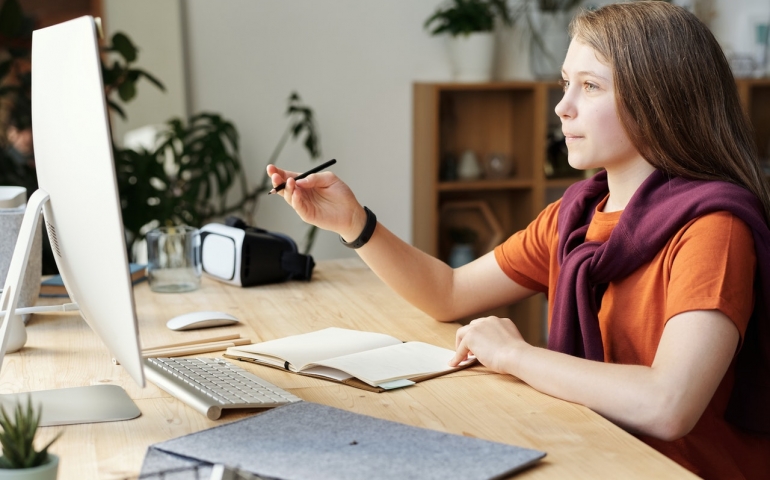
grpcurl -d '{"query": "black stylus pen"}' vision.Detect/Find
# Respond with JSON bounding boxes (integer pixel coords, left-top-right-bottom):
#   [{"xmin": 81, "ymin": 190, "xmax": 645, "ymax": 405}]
[{"xmin": 269, "ymin": 159, "xmax": 337, "ymax": 194}]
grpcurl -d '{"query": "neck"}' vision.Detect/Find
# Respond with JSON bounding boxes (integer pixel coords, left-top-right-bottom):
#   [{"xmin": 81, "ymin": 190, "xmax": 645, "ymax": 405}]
[{"xmin": 603, "ymin": 161, "xmax": 657, "ymax": 212}]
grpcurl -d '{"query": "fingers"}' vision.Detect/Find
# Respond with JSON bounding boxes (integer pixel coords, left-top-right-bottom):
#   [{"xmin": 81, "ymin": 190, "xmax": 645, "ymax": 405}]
[
  {"xmin": 267, "ymin": 164, "xmax": 336, "ymax": 201},
  {"xmin": 451, "ymin": 324, "xmax": 472, "ymax": 366},
  {"xmin": 294, "ymin": 171, "xmax": 336, "ymax": 189},
  {"xmin": 266, "ymin": 164, "xmax": 298, "ymax": 179},
  {"xmin": 455, "ymin": 324, "xmax": 469, "ymax": 350},
  {"xmin": 449, "ymin": 344, "xmax": 470, "ymax": 367},
  {"xmin": 283, "ymin": 177, "xmax": 297, "ymax": 206},
  {"xmin": 266, "ymin": 164, "xmax": 301, "ymax": 193}
]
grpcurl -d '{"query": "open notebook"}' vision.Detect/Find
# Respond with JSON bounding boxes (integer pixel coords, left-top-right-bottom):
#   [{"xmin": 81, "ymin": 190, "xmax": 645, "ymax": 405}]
[{"xmin": 224, "ymin": 327, "xmax": 475, "ymax": 392}]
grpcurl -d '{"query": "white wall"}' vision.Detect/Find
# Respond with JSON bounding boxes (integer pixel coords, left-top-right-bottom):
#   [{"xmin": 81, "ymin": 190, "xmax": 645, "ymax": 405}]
[
  {"xmin": 106, "ymin": 0, "xmax": 768, "ymax": 261},
  {"xmin": 710, "ymin": 0, "xmax": 770, "ymax": 57},
  {"xmin": 182, "ymin": 0, "xmax": 455, "ymax": 260},
  {"xmin": 102, "ymin": 0, "xmax": 188, "ymax": 145}
]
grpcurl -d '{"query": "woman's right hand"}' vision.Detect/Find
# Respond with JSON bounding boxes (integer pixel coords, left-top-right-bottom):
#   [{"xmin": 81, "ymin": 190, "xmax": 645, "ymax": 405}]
[{"xmin": 266, "ymin": 164, "xmax": 367, "ymax": 240}]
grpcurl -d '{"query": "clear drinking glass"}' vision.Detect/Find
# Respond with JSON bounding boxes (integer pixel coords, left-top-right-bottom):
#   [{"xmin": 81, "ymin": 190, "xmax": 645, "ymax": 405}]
[{"xmin": 146, "ymin": 226, "xmax": 201, "ymax": 293}]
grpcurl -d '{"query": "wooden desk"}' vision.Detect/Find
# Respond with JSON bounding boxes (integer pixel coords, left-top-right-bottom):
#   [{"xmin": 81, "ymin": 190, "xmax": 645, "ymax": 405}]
[{"xmin": 3, "ymin": 259, "xmax": 694, "ymax": 479}]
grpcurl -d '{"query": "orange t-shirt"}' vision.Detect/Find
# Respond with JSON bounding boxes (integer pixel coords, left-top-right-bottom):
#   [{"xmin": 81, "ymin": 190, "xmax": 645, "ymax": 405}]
[{"xmin": 494, "ymin": 197, "xmax": 770, "ymax": 479}]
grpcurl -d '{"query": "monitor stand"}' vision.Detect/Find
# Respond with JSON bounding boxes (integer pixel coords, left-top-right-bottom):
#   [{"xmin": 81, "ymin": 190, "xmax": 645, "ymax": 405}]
[{"xmin": 0, "ymin": 190, "xmax": 141, "ymax": 426}]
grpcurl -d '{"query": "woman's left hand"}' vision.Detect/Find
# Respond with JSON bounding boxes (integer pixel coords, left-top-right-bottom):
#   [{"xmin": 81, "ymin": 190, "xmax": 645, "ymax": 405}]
[{"xmin": 449, "ymin": 316, "xmax": 528, "ymax": 373}]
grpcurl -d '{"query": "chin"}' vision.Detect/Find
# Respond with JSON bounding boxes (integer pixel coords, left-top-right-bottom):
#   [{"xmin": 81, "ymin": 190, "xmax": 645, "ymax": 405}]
[{"xmin": 566, "ymin": 157, "xmax": 591, "ymax": 172}]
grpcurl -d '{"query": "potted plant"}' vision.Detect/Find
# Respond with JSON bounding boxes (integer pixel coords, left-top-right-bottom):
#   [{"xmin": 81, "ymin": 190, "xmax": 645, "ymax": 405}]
[
  {"xmin": 0, "ymin": 398, "xmax": 61, "ymax": 479},
  {"xmin": 99, "ymin": 27, "xmax": 323, "ymax": 255},
  {"xmin": 424, "ymin": 0, "xmax": 513, "ymax": 81},
  {"xmin": 113, "ymin": 92, "xmax": 323, "ymax": 257}
]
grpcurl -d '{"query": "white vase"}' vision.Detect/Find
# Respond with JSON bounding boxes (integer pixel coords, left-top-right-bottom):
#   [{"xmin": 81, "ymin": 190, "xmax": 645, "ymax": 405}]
[
  {"xmin": 457, "ymin": 150, "xmax": 482, "ymax": 180},
  {"xmin": 0, "ymin": 455, "xmax": 58, "ymax": 480},
  {"xmin": 447, "ymin": 32, "xmax": 495, "ymax": 82},
  {"xmin": 530, "ymin": 10, "xmax": 571, "ymax": 79}
]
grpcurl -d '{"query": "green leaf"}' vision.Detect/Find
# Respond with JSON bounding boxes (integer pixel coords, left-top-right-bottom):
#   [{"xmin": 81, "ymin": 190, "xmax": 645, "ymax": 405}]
[
  {"xmin": 107, "ymin": 99, "xmax": 127, "ymax": 120},
  {"xmin": 423, "ymin": 0, "xmax": 506, "ymax": 35},
  {"xmin": 111, "ymin": 32, "xmax": 137, "ymax": 63},
  {"xmin": 101, "ymin": 60, "xmax": 123, "ymax": 86},
  {"xmin": 303, "ymin": 225, "xmax": 319, "ymax": 255},
  {"xmin": 118, "ymin": 80, "xmax": 136, "ymax": 102},
  {"xmin": 134, "ymin": 69, "xmax": 166, "ymax": 91}
]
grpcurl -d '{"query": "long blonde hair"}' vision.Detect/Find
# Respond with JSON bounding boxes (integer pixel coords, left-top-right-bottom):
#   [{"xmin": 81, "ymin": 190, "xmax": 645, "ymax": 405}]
[{"xmin": 570, "ymin": 1, "xmax": 770, "ymax": 224}]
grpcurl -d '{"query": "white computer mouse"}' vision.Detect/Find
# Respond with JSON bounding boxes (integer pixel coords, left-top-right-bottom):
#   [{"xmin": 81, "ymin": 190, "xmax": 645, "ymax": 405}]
[{"xmin": 166, "ymin": 311, "xmax": 240, "ymax": 331}]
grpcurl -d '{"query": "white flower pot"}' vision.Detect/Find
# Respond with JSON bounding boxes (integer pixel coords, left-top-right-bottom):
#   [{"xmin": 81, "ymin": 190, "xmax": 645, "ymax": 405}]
[
  {"xmin": 0, "ymin": 455, "xmax": 58, "ymax": 480},
  {"xmin": 447, "ymin": 32, "xmax": 495, "ymax": 82}
]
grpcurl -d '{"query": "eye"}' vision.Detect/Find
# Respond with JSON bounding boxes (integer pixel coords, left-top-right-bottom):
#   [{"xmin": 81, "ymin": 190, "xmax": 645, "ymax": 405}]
[
  {"xmin": 584, "ymin": 82, "xmax": 599, "ymax": 92},
  {"xmin": 559, "ymin": 79, "xmax": 569, "ymax": 92}
]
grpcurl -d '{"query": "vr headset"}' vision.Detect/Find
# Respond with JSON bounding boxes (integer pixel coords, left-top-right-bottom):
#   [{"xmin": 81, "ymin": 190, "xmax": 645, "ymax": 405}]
[{"xmin": 200, "ymin": 217, "xmax": 315, "ymax": 287}]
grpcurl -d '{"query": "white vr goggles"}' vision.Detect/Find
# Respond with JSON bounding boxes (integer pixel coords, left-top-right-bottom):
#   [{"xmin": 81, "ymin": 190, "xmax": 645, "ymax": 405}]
[{"xmin": 200, "ymin": 218, "xmax": 315, "ymax": 287}]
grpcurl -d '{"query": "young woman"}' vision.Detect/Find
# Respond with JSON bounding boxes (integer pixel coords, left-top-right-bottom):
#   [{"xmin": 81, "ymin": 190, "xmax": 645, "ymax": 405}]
[{"xmin": 268, "ymin": 2, "xmax": 770, "ymax": 478}]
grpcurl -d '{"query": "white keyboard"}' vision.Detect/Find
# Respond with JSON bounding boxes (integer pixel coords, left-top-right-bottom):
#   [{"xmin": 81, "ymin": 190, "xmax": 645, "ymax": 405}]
[{"xmin": 144, "ymin": 357, "xmax": 302, "ymax": 420}]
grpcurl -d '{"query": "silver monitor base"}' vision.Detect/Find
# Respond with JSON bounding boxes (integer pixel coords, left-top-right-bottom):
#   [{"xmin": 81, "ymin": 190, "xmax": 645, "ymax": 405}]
[{"xmin": 0, "ymin": 385, "xmax": 141, "ymax": 426}]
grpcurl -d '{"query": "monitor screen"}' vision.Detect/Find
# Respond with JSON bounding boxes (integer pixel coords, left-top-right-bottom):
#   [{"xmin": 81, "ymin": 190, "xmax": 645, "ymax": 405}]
[{"xmin": 31, "ymin": 16, "xmax": 145, "ymax": 386}]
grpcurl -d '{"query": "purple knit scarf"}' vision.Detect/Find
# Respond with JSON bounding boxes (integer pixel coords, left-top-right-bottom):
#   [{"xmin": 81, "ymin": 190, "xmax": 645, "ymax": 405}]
[{"xmin": 548, "ymin": 169, "xmax": 770, "ymax": 434}]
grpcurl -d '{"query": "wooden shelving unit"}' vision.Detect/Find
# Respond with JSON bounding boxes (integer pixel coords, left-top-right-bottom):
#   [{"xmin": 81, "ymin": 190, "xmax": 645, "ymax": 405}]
[
  {"xmin": 737, "ymin": 78, "xmax": 770, "ymax": 175},
  {"xmin": 412, "ymin": 78, "xmax": 770, "ymax": 347}
]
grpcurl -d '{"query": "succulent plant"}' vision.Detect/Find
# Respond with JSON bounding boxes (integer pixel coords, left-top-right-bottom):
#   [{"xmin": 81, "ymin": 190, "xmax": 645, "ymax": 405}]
[{"xmin": 0, "ymin": 397, "xmax": 60, "ymax": 469}]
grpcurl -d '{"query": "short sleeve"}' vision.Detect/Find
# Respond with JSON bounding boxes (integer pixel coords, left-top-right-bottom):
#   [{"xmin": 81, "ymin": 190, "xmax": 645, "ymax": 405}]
[
  {"xmin": 493, "ymin": 200, "xmax": 561, "ymax": 293},
  {"xmin": 666, "ymin": 212, "xmax": 756, "ymax": 340}
]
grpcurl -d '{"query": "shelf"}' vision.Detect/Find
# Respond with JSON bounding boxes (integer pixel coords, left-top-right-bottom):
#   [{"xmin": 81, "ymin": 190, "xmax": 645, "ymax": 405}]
[
  {"xmin": 439, "ymin": 178, "xmax": 534, "ymax": 191},
  {"xmin": 439, "ymin": 200, "xmax": 504, "ymax": 261},
  {"xmin": 414, "ymin": 78, "xmax": 770, "ymax": 348}
]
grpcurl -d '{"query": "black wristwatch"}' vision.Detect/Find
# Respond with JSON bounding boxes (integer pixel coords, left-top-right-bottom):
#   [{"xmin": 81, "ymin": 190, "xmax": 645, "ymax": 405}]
[{"xmin": 340, "ymin": 206, "xmax": 377, "ymax": 249}]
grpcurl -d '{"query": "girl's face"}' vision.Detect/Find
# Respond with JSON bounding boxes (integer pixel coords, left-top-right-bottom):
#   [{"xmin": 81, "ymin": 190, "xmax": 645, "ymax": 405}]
[{"xmin": 555, "ymin": 40, "xmax": 643, "ymax": 173}]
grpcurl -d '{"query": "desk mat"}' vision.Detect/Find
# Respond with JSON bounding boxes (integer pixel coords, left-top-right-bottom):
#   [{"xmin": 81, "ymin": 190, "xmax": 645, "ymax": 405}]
[{"xmin": 140, "ymin": 401, "xmax": 545, "ymax": 480}]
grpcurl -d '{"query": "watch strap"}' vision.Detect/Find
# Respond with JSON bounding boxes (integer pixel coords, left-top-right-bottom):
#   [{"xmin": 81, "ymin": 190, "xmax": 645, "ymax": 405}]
[{"xmin": 340, "ymin": 206, "xmax": 377, "ymax": 249}]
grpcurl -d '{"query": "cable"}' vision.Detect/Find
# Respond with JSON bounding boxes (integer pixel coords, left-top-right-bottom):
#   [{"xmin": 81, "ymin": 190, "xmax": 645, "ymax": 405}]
[{"xmin": 0, "ymin": 303, "xmax": 79, "ymax": 317}]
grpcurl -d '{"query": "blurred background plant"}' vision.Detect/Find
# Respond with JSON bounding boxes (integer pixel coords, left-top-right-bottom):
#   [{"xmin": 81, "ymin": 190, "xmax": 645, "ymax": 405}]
[
  {"xmin": 100, "ymin": 29, "xmax": 324, "ymax": 258},
  {"xmin": 0, "ymin": 0, "xmax": 323, "ymax": 269},
  {"xmin": 114, "ymin": 93, "xmax": 322, "ymax": 257},
  {"xmin": 423, "ymin": 0, "xmax": 513, "ymax": 36},
  {"xmin": 100, "ymin": 28, "xmax": 165, "ymax": 121}
]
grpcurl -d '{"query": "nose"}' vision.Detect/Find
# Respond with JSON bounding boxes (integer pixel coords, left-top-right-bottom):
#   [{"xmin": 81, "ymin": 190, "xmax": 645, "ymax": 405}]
[{"xmin": 555, "ymin": 86, "xmax": 575, "ymax": 120}]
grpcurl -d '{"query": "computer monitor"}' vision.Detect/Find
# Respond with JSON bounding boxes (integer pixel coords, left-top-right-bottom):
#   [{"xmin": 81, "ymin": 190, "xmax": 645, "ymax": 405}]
[{"xmin": 0, "ymin": 16, "xmax": 144, "ymax": 425}]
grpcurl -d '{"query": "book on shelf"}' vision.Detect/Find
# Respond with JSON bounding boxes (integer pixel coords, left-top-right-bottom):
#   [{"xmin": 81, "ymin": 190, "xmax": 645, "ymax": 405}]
[
  {"xmin": 40, "ymin": 263, "xmax": 147, "ymax": 298},
  {"xmin": 224, "ymin": 327, "xmax": 476, "ymax": 392}
]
